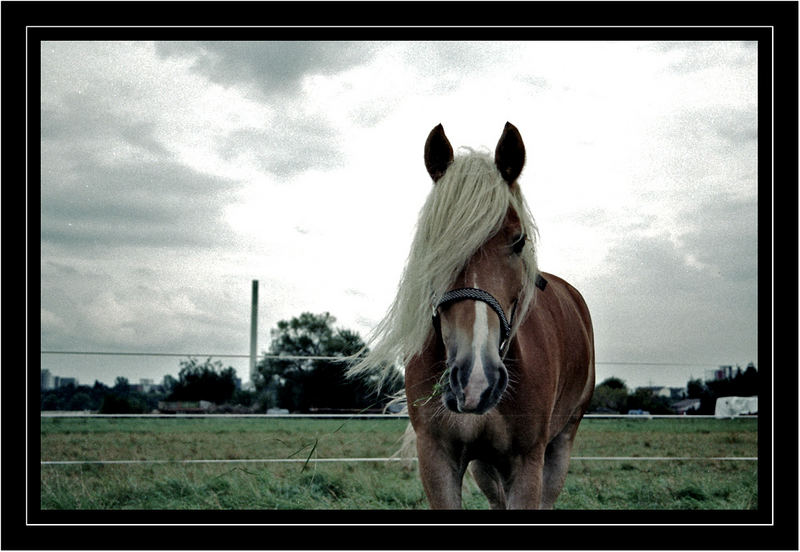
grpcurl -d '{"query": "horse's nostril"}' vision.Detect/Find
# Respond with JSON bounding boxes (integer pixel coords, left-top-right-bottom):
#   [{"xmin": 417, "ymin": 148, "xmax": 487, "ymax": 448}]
[
  {"xmin": 447, "ymin": 362, "xmax": 465, "ymax": 392},
  {"xmin": 496, "ymin": 364, "xmax": 509, "ymax": 393}
]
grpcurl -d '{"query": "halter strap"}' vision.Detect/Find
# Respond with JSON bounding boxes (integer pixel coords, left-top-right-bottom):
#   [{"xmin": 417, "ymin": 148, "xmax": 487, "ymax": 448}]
[
  {"xmin": 431, "ymin": 274, "xmax": 547, "ymax": 356},
  {"xmin": 432, "ymin": 288, "xmax": 516, "ymax": 355},
  {"xmin": 535, "ymin": 274, "xmax": 548, "ymax": 291}
]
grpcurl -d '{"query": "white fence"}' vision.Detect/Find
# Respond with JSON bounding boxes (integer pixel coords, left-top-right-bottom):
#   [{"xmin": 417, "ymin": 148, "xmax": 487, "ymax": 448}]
[
  {"xmin": 39, "ymin": 412, "xmax": 757, "ymax": 466},
  {"xmin": 40, "ymin": 350, "xmax": 758, "ymax": 466}
]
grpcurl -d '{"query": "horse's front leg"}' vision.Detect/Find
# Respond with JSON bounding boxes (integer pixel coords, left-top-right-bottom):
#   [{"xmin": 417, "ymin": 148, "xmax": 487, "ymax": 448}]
[
  {"xmin": 540, "ymin": 421, "xmax": 581, "ymax": 509},
  {"xmin": 505, "ymin": 447, "xmax": 546, "ymax": 509},
  {"xmin": 415, "ymin": 433, "xmax": 464, "ymax": 509}
]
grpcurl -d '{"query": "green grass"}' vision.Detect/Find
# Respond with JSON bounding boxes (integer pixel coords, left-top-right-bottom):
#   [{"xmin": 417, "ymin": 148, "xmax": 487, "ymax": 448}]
[{"xmin": 40, "ymin": 416, "xmax": 757, "ymax": 510}]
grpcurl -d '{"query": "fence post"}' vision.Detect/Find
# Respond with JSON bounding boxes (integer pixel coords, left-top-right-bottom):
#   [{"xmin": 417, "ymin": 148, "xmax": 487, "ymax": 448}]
[{"xmin": 250, "ymin": 280, "xmax": 259, "ymax": 385}]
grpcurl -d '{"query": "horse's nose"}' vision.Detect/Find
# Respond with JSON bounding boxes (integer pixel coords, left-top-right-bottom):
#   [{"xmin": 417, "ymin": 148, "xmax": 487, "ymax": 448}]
[{"xmin": 447, "ymin": 356, "xmax": 508, "ymax": 414}]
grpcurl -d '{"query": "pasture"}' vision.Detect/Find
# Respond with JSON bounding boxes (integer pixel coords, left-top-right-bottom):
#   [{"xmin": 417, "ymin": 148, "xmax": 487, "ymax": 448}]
[{"xmin": 40, "ymin": 416, "xmax": 758, "ymax": 510}]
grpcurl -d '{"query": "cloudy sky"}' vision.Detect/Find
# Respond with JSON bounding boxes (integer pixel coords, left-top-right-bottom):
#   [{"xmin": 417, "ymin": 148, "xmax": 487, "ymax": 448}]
[{"xmin": 39, "ymin": 40, "xmax": 758, "ymax": 391}]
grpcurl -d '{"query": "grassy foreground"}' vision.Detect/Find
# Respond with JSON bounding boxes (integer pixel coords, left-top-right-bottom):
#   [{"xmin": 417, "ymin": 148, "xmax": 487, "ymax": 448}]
[{"xmin": 40, "ymin": 416, "xmax": 757, "ymax": 510}]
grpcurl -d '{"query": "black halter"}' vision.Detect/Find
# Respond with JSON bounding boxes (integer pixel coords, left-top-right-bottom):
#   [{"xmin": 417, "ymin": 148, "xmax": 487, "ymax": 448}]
[{"xmin": 432, "ymin": 274, "xmax": 547, "ymax": 356}]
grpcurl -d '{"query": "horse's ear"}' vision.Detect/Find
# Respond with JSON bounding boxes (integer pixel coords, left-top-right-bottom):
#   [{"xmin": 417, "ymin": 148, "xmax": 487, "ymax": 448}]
[
  {"xmin": 495, "ymin": 122, "xmax": 526, "ymax": 184},
  {"xmin": 424, "ymin": 123, "xmax": 454, "ymax": 183}
]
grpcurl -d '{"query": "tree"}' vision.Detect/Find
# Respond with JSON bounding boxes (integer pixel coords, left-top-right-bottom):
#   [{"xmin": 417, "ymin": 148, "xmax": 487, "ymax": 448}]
[
  {"xmin": 254, "ymin": 312, "xmax": 402, "ymax": 412},
  {"xmin": 42, "ymin": 381, "xmax": 107, "ymax": 411},
  {"xmin": 738, "ymin": 362, "xmax": 758, "ymax": 395},
  {"xmin": 168, "ymin": 357, "xmax": 237, "ymax": 404},
  {"xmin": 113, "ymin": 376, "xmax": 130, "ymax": 395},
  {"xmin": 687, "ymin": 378, "xmax": 706, "ymax": 400},
  {"xmin": 599, "ymin": 377, "xmax": 626, "ymax": 390},
  {"xmin": 232, "ymin": 388, "xmax": 256, "ymax": 407},
  {"xmin": 99, "ymin": 393, "xmax": 147, "ymax": 414},
  {"xmin": 161, "ymin": 374, "xmax": 178, "ymax": 395},
  {"xmin": 96, "ymin": 377, "xmax": 152, "ymax": 413},
  {"xmin": 588, "ymin": 377, "xmax": 629, "ymax": 413},
  {"xmin": 68, "ymin": 392, "xmax": 92, "ymax": 411},
  {"xmin": 625, "ymin": 387, "xmax": 672, "ymax": 414}
]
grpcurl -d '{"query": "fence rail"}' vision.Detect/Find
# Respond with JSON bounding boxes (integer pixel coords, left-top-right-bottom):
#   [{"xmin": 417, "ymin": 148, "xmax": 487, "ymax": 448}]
[
  {"xmin": 40, "ymin": 455, "xmax": 758, "ymax": 466},
  {"xmin": 39, "ymin": 412, "xmax": 758, "ymax": 420},
  {"xmin": 40, "ymin": 412, "xmax": 757, "ymax": 467}
]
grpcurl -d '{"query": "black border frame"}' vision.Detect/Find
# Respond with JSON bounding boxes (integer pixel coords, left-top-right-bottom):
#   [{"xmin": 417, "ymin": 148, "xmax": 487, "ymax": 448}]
[{"xmin": 4, "ymin": 1, "xmax": 796, "ymax": 549}]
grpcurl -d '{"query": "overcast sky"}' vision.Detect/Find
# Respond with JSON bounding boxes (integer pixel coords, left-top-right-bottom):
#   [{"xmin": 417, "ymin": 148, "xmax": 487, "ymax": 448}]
[{"xmin": 39, "ymin": 40, "xmax": 758, "ymax": 391}]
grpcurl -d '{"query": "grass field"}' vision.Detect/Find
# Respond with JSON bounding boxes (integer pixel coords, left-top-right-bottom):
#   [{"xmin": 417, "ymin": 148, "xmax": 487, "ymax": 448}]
[{"xmin": 40, "ymin": 416, "xmax": 758, "ymax": 510}]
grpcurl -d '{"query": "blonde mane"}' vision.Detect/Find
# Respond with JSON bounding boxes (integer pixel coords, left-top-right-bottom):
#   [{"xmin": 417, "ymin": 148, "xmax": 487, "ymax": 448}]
[{"xmin": 348, "ymin": 149, "xmax": 539, "ymax": 388}]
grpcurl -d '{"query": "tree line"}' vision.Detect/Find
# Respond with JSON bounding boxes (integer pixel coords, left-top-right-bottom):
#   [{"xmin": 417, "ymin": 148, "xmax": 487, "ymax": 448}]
[
  {"xmin": 41, "ymin": 312, "xmax": 401, "ymax": 414},
  {"xmin": 40, "ymin": 357, "xmax": 256, "ymax": 414},
  {"xmin": 588, "ymin": 362, "xmax": 758, "ymax": 415},
  {"xmin": 41, "ymin": 311, "xmax": 757, "ymax": 415}
]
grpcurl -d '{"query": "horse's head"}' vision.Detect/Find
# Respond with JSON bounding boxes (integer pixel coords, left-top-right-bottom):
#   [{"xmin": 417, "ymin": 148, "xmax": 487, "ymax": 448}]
[{"xmin": 426, "ymin": 122, "xmax": 529, "ymax": 414}]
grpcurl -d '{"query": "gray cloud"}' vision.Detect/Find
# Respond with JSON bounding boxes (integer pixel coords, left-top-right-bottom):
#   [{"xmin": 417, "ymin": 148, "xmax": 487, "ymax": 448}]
[
  {"xmin": 154, "ymin": 41, "xmax": 376, "ymax": 98},
  {"xmin": 678, "ymin": 195, "xmax": 758, "ymax": 284},
  {"xmin": 218, "ymin": 114, "xmax": 343, "ymax": 177},
  {"xmin": 41, "ymin": 158, "xmax": 241, "ymax": 250},
  {"xmin": 401, "ymin": 42, "xmax": 551, "ymax": 94},
  {"xmin": 708, "ymin": 108, "xmax": 758, "ymax": 146},
  {"xmin": 671, "ymin": 106, "xmax": 758, "ymax": 147},
  {"xmin": 41, "ymin": 93, "xmax": 169, "ymax": 158},
  {"xmin": 647, "ymin": 41, "xmax": 757, "ymax": 74},
  {"xmin": 153, "ymin": 41, "xmax": 381, "ymax": 176},
  {"xmin": 586, "ymin": 194, "xmax": 758, "ymax": 365},
  {"xmin": 41, "ymin": 263, "xmax": 245, "ymax": 353},
  {"xmin": 41, "ymin": 79, "xmax": 243, "ymax": 252}
]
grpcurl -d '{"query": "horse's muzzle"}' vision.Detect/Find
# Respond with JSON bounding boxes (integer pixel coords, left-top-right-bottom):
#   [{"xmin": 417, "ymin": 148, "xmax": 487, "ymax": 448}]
[{"xmin": 443, "ymin": 358, "xmax": 508, "ymax": 414}]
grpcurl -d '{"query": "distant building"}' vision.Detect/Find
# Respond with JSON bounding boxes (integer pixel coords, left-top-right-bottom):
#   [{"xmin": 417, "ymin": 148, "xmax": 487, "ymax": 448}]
[
  {"xmin": 41, "ymin": 369, "xmax": 53, "ymax": 390},
  {"xmin": 139, "ymin": 379, "xmax": 155, "ymax": 393},
  {"xmin": 638, "ymin": 386, "xmax": 686, "ymax": 400},
  {"xmin": 668, "ymin": 387, "xmax": 687, "ymax": 400},
  {"xmin": 55, "ymin": 376, "xmax": 78, "ymax": 388},
  {"xmin": 640, "ymin": 386, "xmax": 672, "ymax": 399},
  {"xmin": 706, "ymin": 365, "xmax": 735, "ymax": 381},
  {"xmin": 672, "ymin": 398, "xmax": 701, "ymax": 414}
]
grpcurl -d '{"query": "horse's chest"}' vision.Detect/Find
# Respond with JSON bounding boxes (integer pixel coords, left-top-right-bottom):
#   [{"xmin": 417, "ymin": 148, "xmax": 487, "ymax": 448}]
[{"xmin": 445, "ymin": 413, "xmax": 515, "ymax": 457}]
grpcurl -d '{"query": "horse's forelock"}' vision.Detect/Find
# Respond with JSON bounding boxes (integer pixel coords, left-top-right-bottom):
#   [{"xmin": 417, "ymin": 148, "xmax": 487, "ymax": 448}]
[{"xmin": 348, "ymin": 151, "xmax": 538, "ymax": 389}]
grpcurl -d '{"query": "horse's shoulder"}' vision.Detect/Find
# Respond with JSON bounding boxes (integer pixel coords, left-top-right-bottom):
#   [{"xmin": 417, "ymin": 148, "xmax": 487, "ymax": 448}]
[
  {"xmin": 538, "ymin": 272, "xmax": 585, "ymax": 302},
  {"xmin": 534, "ymin": 272, "xmax": 592, "ymax": 326}
]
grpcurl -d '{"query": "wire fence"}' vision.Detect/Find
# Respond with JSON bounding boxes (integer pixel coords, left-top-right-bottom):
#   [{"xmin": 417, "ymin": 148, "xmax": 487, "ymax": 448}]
[
  {"xmin": 40, "ymin": 350, "xmax": 757, "ymax": 467},
  {"xmin": 39, "ymin": 411, "xmax": 758, "ymax": 466},
  {"xmin": 40, "ymin": 349, "xmax": 727, "ymax": 367},
  {"xmin": 40, "ymin": 455, "xmax": 758, "ymax": 466},
  {"xmin": 39, "ymin": 350, "xmax": 757, "ymax": 421}
]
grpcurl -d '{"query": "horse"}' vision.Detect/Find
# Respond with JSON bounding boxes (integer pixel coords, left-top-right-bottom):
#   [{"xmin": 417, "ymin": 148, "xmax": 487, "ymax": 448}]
[{"xmin": 350, "ymin": 122, "xmax": 594, "ymax": 509}]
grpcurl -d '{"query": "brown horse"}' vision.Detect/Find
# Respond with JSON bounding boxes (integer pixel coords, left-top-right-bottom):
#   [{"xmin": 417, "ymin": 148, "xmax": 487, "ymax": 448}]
[{"xmin": 351, "ymin": 122, "xmax": 594, "ymax": 509}]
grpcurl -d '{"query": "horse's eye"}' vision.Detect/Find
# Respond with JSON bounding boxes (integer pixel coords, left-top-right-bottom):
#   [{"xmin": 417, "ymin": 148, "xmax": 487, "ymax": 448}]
[{"xmin": 511, "ymin": 233, "xmax": 526, "ymax": 255}]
